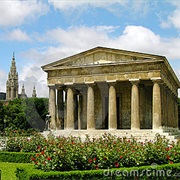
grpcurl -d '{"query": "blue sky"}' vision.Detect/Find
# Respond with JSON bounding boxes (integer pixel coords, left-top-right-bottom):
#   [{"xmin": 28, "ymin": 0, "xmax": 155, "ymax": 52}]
[{"xmin": 0, "ymin": 0, "xmax": 180, "ymax": 97}]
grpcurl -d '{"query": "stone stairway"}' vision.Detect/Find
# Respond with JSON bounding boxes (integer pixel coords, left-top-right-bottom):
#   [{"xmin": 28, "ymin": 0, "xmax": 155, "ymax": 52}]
[{"xmin": 43, "ymin": 128, "xmax": 180, "ymax": 143}]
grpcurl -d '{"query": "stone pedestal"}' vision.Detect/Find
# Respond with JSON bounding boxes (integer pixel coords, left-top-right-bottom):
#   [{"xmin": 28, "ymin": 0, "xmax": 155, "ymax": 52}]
[
  {"xmin": 130, "ymin": 79, "xmax": 140, "ymax": 130},
  {"xmin": 108, "ymin": 84, "xmax": 117, "ymax": 129}
]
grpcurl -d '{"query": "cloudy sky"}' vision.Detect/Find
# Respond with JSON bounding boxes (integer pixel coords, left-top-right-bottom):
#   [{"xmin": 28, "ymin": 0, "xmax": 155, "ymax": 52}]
[{"xmin": 0, "ymin": 0, "xmax": 180, "ymax": 97}]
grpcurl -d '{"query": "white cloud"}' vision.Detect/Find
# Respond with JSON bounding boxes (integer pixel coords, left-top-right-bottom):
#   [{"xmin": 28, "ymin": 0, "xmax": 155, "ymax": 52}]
[
  {"xmin": 48, "ymin": 0, "xmax": 149, "ymax": 17},
  {"xmin": 0, "ymin": 69, "xmax": 6, "ymax": 92},
  {"xmin": 0, "ymin": 29, "xmax": 31, "ymax": 42},
  {"xmin": 19, "ymin": 64, "xmax": 48, "ymax": 97},
  {"xmin": 48, "ymin": 0, "xmax": 127, "ymax": 11},
  {"xmin": 19, "ymin": 25, "xmax": 180, "ymax": 97},
  {"xmin": 161, "ymin": 1, "xmax": 180, "ymax": 29},
  {"xmin": 0, "ymin": 0, "xmax": 49, "ymax": 27}
]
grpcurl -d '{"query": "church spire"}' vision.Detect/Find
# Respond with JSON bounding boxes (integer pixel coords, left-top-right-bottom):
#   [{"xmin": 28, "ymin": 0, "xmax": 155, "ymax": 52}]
[
  {"xmin": 32, "ymin": 85, "xmax": 37, "ymax": 98},
  {"xmin": 6, "ymin": 53, "xmax": 19, "ymax": 100},
  {"xmin": 21, "ymin": 84, "xmax": 25, "ymax": 95},
  {"xmin": 20, "ymin": 84, "xmax": 27, "ymax": 99}
]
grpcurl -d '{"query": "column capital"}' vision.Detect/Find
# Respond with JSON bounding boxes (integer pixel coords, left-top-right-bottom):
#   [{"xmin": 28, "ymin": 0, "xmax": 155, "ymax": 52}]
[
  {"xmin": 151, "ymin": 77, "xmax": 163, "ymax": 84},
  {"xmin": 129, "ymin": 79, "xmax": 140, "ymax": 85},
  {"xmin": 107, "ymin": 80, "xmax": 117, "ymax": 86}
]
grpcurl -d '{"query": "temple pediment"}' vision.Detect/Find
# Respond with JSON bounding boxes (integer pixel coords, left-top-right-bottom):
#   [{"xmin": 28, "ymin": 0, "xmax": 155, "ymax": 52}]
[{"xmin": 42, "ymin": 46, "xmax": 162, "ymax": 70}]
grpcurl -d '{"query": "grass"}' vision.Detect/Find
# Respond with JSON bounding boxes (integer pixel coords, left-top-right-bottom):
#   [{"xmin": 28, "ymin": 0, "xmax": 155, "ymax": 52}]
[{"xmin": 0, "ymin": 162, "xmax": 33, "ymax": 180}]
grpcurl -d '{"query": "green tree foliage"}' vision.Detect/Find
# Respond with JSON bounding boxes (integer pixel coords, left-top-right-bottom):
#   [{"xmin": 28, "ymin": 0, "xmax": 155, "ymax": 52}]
[
  {"xmin": 1, "ymin": 98, "xmax": 48, "ymax": 132},
  {"xmin": 178, "ymin": 98, "xmax": 180, "ymax": 128},
  {"xmin": 0, "ymin": 101, "xmax": 5, "ymax": 131}
]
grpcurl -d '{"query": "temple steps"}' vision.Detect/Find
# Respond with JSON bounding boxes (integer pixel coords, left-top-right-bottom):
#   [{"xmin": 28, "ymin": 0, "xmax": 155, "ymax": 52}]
[{"xmin": 43, "ymin": 128, "xmax": 180, "ymax": 143}]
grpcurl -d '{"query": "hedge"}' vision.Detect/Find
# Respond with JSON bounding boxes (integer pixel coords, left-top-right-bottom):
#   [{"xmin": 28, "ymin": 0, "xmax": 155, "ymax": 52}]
[
  {"xmin": 16, "ymin": 163, "xmax": 180, "ymax": 180},
  {"xmin": 0, "ymin": 152, "xmax": 36, "ymax": 163}
]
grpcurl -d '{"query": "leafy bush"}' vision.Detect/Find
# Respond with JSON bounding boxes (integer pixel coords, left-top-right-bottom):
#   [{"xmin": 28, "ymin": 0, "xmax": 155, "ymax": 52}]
[
  {"xmin": 30, "ymin": 133, "xmax": 180, "ymax": 171},
  {"xmin": 6, "ymin": 132, "xmax": 47, "ymax": 152},
  {"xmin": 16, "ymin": 163, "xmax": 180, "ymax": 180},
  {"xmin": 0, "ymin": 152, "xmax": 35, "ymax": 163}
]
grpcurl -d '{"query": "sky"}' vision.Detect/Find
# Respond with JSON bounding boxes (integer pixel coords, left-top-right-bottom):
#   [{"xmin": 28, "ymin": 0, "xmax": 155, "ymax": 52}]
[{"xmin": 0, "ymin": 0, "xmax": 180, "ymax": 97}]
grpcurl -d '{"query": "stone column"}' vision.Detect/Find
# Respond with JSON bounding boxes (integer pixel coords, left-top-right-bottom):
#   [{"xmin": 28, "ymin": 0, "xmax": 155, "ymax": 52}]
[
  {"xmin": 66, "ymin": 87, "xmax": 74, "ymax": 129},
  {"xmin": 108, "ymin": 83, "xmax": 117, "ymax": 130},
  {"xmin": 49, "ymin": 85, "xmax": 56, "ymax": 129},
  {"xmin": 74, "ymin": 91, "xmax": 78, "ymax": 129},
  {"xmin": 152, "ymin": 78, "xmax": 162, "ymax": 130},
  {"xmin": 87, "ymin": 84, "xmax": 95, "ymax": 129},
  {"xmin": 130, "ymin": 79, "xmax": 140, "ymax": 130},
  {"xmin": 64, "ymin": 90, "xmax": 67, "ymax": 129},
  {"xmin": 78, "ymin": 94, "xmax": 82, "ymax": 130},
  {"xmin": 57, "ymin": 88, "xmax": 64, "ymax": 129},
  {"xmin": 174, "ymin": 96, "xmax": 179, "ymax": 129}
]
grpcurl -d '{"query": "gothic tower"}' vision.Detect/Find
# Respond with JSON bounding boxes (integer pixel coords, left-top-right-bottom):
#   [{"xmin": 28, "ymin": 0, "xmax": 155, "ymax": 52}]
[
  {"xmin": 32, "ymin": 85, "xmax": 37, "ymax": 98},
  {"xmin": 6, "ymin": 53, "xmax": 19, "ymax": 100},
  {"xmin": 20, "ymin": 84, "xmax": 27, "ymax": 99}
]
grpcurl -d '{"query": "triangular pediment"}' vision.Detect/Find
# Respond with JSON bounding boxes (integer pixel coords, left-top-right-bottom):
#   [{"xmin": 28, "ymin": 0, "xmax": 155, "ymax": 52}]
[{"xmin": 42, "ymin": 47, "xmax": 164, "ymax": 70}]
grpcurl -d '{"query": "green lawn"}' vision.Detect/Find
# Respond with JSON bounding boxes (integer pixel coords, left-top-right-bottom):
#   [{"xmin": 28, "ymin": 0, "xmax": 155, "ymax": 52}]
[{"xmin": 0, "ymin": 162, "xmax": 33, "ymax": 180}]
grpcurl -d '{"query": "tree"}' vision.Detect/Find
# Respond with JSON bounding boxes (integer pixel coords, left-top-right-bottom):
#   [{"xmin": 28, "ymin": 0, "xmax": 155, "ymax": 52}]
[
  {"xmin": 0, "ymin": 101, "xmax": 5, "ymax": 131},
  {"xmin": 178, "ymin": 98, "xmax": 180, "ymax": 129},
  {"xmin": 3, "ymin": 98, "xmax": 48, "ymax": 131}
]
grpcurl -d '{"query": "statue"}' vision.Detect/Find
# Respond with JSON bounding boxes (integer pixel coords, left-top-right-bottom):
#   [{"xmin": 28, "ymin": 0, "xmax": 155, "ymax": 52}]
[{"xmin": 45, "ymin": 112, "xmax": 51, "ymax": 131}]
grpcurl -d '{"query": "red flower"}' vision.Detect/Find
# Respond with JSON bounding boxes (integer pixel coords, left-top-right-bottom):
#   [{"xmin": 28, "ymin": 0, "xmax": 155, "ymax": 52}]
[
  {"xmin": 114, "ymin": 142, "xmax": 116, "ymax": 144},
  {"xmin": 47, "ymin": 157, "xmax": 51, "ymax": 161},
  {"xmin": 34, "ymin": 161, "xmax": 38, "ymax": 165},
  {"xmin": 103, "ymin": 157, "xmax": 107, "ymax": 161},
  {"xmin": 36, "ymin": 154, "xmax": 39, "ymax": 157},
  {"xmin": 72, "ymin": 141, "xmax": 75, "ymax": 145},
  {"xmin": 95, "ymin": 164, "xmax": 98, "ymax": 170},
  {"xmin": 31, "ymin": 157, "xmax": 35, "ymax": 161},
  {"xmin": 166, "ymin": 156, "xmax": 170, "ymax": 160},
  {"xmin": 119, "ymin": 156, "xmax": 123, "ymax": 159},
  {"xmin": 170, "ymin": 161, "xmax": 173, "ymax": 164},
  {"xmin": 93, "ymin": 157, "xmax": 97, "ymax": 161},
  {"xmin": 88, "ymin": 159, "xmax": 92, "ymax": 163},
  {"xmin": 115, "ymin": 162, "xmax": 119, "ymax": 168},
  {"xmin": 166, "ymin": 148, "xmax": 170, "ymax": 151},
  {"xmin": 41, "ymin": 151, "xmax": 45, "ymax": 155}
]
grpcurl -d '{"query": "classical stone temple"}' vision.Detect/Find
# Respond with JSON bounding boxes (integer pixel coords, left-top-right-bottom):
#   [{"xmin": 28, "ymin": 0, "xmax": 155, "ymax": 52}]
[{"xmin": 42, "ymin": 47, "xmax": 180, "ymax": 138}]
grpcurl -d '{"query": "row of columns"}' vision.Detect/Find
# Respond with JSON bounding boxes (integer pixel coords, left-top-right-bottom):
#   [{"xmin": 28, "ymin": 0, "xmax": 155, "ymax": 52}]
[{"xmin": 48, "ymin": 78, "xmax": 172, "ymax": 131}]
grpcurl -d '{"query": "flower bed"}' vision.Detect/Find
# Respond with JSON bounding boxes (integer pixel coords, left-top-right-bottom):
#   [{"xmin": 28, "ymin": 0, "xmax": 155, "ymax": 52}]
[
  {"xmin": 31, "ymin": 133, "xmax": 180, "ymax": 171},
  {"xmin": 5, "ymin": 132, "xmax": 180, "ymax": 172}
]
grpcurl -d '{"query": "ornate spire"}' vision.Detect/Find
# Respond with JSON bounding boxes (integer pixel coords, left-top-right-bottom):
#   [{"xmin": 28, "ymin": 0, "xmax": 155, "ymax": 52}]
[
  {"xmin": 32, "ymin": 85, "xmax": 37, "ymax": 98},
  {"xmin": 20, "ymin": 84, "xmax": 27, "ymax": 99},
  {"xmin": 6, "ymin": 53, "xmax": 19, "ymax": 100},
  {"xmin": 21, "ymin": 84, "xmax": 25, "ymax": 95}
]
